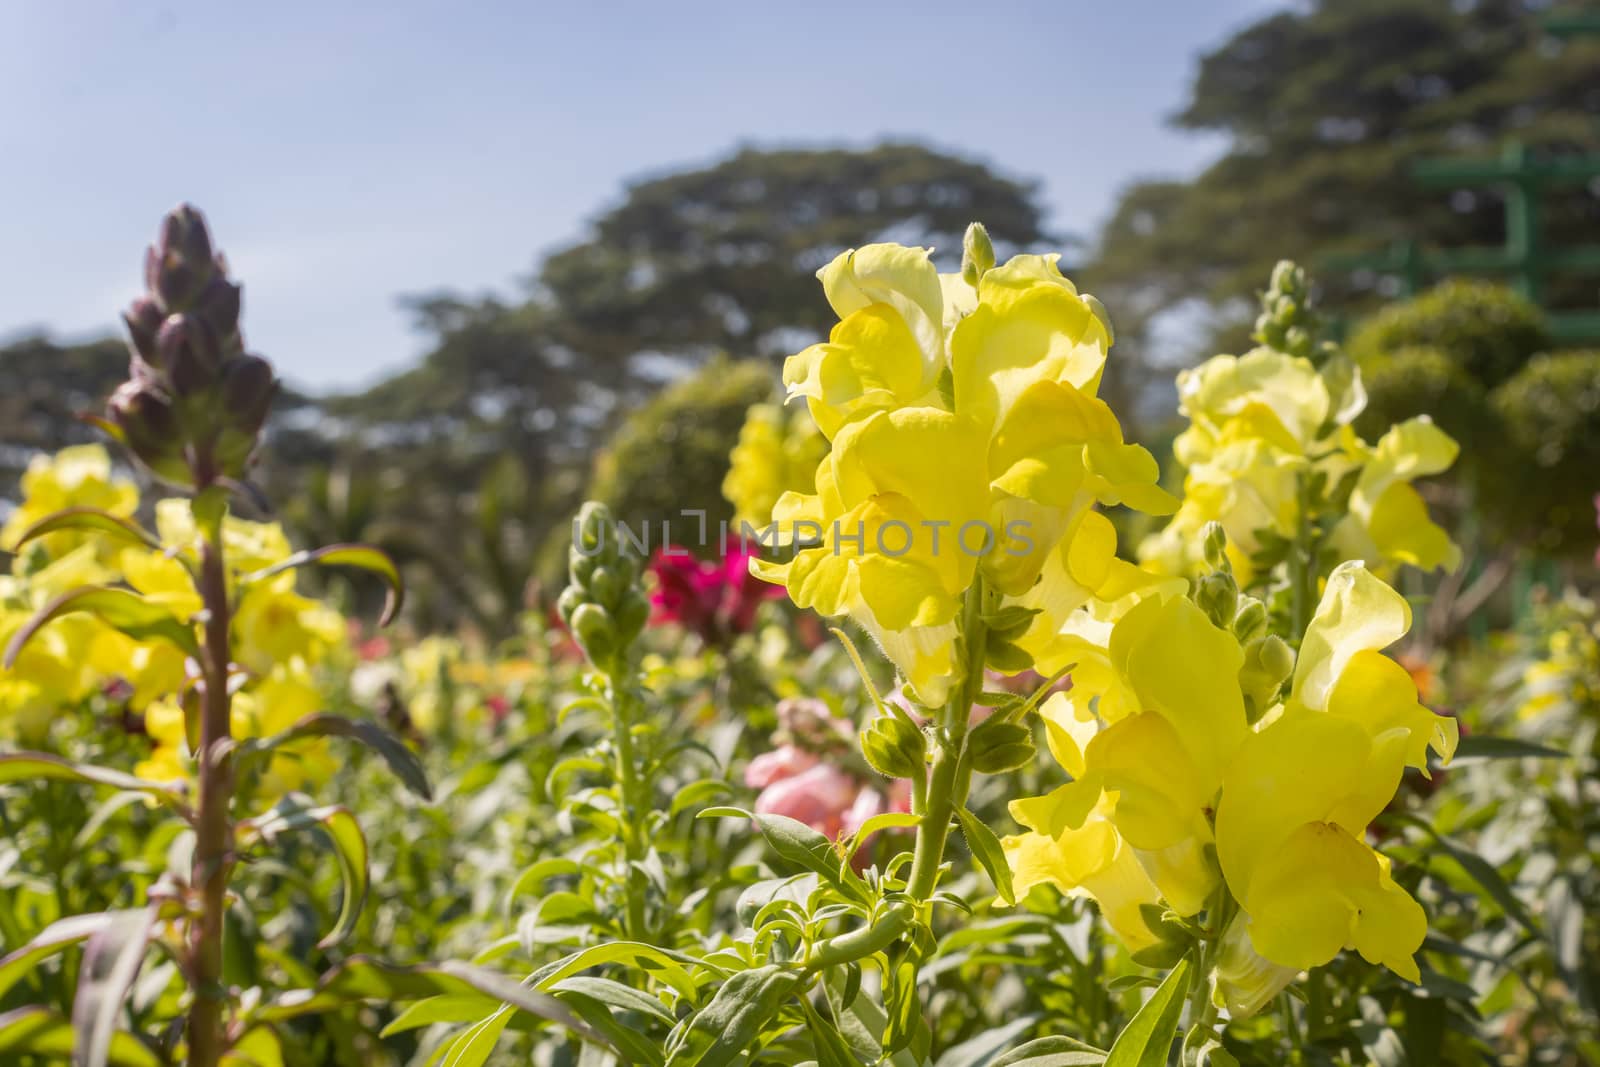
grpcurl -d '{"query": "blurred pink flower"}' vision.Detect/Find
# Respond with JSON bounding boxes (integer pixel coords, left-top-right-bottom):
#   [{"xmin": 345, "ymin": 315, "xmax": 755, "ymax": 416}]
[
  {"xmin": 752, "ymin": 762, "xmax": 862, "ymax": 840},
  {"xmin": 744, "ymin": 744, "xmax": 819, "ymax": 788},
  {"xmin": 649, "ymin": 545, "xmax": 785, "ymax": 647}
]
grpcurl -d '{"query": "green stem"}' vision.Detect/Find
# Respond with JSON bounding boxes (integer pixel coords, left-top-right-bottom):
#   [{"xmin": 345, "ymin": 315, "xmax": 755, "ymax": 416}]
[
  {"xmin": 606, "ymin": 668, "xmax": 649, "ymax": 941},
  {"xmin": 906, "ymin": 578, "xmax": 988, "ymax": 902},
  {"xmin": 188, "ymin": 521, "xmax": 235, "ymax": 1067}
]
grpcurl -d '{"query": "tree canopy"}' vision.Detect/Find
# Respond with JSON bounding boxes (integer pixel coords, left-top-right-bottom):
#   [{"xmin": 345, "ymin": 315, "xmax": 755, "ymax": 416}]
[{"xmin": 1085, "ymin": 0, "xmax": 1600, "ymax": 385}]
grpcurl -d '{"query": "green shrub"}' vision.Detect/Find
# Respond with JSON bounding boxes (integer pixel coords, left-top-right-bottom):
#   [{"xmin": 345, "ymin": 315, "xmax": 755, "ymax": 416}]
[
  {"xmin": 1354, "ymin": 344, "xmax": 1487, "ymax": 447},
  {"xmin": 1348, "ymin": 279, "xmax": 1549, "ymax": 390},
  {"xmin": 1488, "ymin": 350, "xmax": 1600, "ymax": 555},
  {"xmin": 586, "ymin": 356, "xmax": 778, "ymax": 550}
]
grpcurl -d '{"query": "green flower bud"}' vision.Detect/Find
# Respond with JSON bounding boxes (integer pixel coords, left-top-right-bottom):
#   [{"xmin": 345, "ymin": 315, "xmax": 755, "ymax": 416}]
[
  {"xmin": 1195, "ymin": 571, "xmax": 1239, "ymax": 630},
  {"xmin": 860, "ymin": 712, "xmax": 926, "ymax": 779},
  {"xmin": 1231, "ymin": 598, "xmax": 1268, "ymax": 644},
  {"xmin": 1201, "ymin": 521, "xmax": 1230, "ymax": 572},
  {"xmin": 556, "ymin": 586, "xmax": 584, "ymax": 625},
  {"xmin": 968, "ymin": 719, "xmax": 1036, "ymax": 775},
  {"xmin": 588, "ymin": 565, "xmax": 624, "ymax": 610},
  {"xmin": 568, "ymin": 602, "xmax": 617, "ymax": 665},
  {"xmin": 1239, "ymin": 634, "xmax": 1295, "ymax": 724},
  {"xmin": 961, "ymin": 221, "xmax": 996, "ymax": 288},
  {"xmin": 615, "ymin": 589, "xmax": 650, "ymax": 644}
]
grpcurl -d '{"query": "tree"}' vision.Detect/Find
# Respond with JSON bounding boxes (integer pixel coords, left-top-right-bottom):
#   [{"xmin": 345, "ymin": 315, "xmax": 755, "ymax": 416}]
[
  {"xmin": 1083, "ymin": 0, "xmax": 1600, "ymax": 405},
  {"xmin": 535, "ymin": 143, "xmax": 1050, "ymax": 384}
]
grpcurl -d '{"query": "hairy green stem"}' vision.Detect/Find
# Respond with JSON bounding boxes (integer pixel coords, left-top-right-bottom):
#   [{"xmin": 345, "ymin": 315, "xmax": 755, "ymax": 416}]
[
  {"xmin": 188, "ymin": 523, "xmax": 234, "ymax": 1067},
  {"xmin": 906, "ymin": 578, "xmax": 988, "ymax": 902},
  {"xmin": 606, "ymin": 668, "xmax": 649, "ymax": 941}
]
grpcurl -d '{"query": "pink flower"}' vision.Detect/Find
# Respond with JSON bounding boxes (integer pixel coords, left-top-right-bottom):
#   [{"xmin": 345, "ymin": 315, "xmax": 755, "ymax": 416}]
[
  {"xmin": 648, "ymin": 545, "xmax": 785, "ymax": 647},
  {"xmin": 753, "ymin": 762, "xmax": 861, "ymax": 840},
  {"xmin": 744, "ymin": 744, "xmax": 819, "ymax": 789}
]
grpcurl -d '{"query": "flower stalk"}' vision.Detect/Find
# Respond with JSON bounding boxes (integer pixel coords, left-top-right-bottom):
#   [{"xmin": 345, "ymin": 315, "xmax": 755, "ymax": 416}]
[
  {"xmin": 907, "ymin": 576, "xmax": 988, "ymax": 902},
  {"xmin": 187, "ymin": 501, "xmax": 234, "ymax": 1067}
]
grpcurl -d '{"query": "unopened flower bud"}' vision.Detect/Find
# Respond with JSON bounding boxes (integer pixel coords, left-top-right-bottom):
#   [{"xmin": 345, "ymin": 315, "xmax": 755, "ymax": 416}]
[
  {"xmin": 1195, "ymin": 572, "xmax": 1239, "ymax": 630},
  {"xmin": 615, "ymin": 589, "xmax": 649, "ymax": 644},
  {"xmin": 860, "ymin": 711, "xmax": 925, "ymax": 779},
  {"xmin": 1231, "ymin": 598, "xmax": 1268, "ymax": 644},
  {"xmin": 1239, "ymin": 635, "xmax": 1295, "ymax": 724},
  {"xmin": 123, "ymin": 298, "xmax": 164, "ymax": 370},
  {"xmin": 1201, "ymin": 521, "xmax": 1230, "ymax": 572},
  {"xmin": 107, "ymin": 380, "xmax": 188, "ymax": 484},
  {"xmin": 145, "ymin": 206, "xmax": 219, "ymax": 313},
  {"xmin": 961, "ymin": 221, "xmax": 996, "ymax": 288},
  {"xmin": 219, "ymin": 353, "xmax": 276, "ymax": 434},
  {"xmin": 194, "ymin": 277, "xmax": 243, "ymax": 354},
  {"xmin": 568, "ymin": 602, "xmax": 617, "ymax": 664},
  {"xmin": 157, "ymin": 315, "xmax": 223, "ymax": 394}
]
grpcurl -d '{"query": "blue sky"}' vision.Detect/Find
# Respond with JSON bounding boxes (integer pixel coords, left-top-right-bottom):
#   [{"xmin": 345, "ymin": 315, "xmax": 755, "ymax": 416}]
[{"xmin": 0, "ymin": 1, "xmax": 1281, "ymax": 391}]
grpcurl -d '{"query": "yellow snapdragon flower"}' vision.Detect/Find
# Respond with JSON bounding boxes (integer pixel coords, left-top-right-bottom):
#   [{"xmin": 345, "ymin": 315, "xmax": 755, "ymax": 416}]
[
  {"xmin": 756, "ymin": 242, "xmax": 1175, "ymax": 705},
  {"xmin": 1005, "ymin": 562, "xmax": 1456, "ymax": 1006},
  {"xmin": 723, "ymin": 403, "xmax": 827, "ymax": 528},
  {"xmin": 0, "ymin": 445, "xmax": 139, "ymax": 562},
  {"xmin": 1138, "ymin": 345, "xmax": 1460, "ymax": 583}
]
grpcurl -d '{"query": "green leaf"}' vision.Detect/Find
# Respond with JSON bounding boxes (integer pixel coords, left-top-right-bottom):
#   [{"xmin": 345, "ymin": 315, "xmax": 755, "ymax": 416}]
[
  {"xmin": 528, "ymin": 941, "xmax": 704, "ymax": 1002},
  {"xmin": 243, "ymin": 543, "xmax": 405, "ymax": 626},
  {"xmin": 555, "ymin": 992, "xmax": 669, "ymax": 1067},
  {"xmin": 1451, "ymin": 735, "xmax": 1566, "ymax": 761},
  {"xmin": 934, "ymin": 1014, "xmax": 1040, "ymax": 1067},
  {"xmin": 71, "ymin": 907, "xmax": 157, "ymax": 1067},
  {"xmin": 955, "ymin": 806, "xmax": 1015, "ymax": 905},
  {"xmin": 1394, "ymin": 815, "xmax": 1538, "ymax": 933},
  {"xmin": 663, "ymin": 964, "xmax": 804, "ymax": 1067},
  {"xmin": 5, "ymin": 507, "xmax": 160, "ymax": 553},
  {"xmin": 700, "ymin": 807, "xmax": 869, "ymax": 904},
  {"xmin": 254, "ymin": 956, "xmax": 610, "ymax": 1051},
  {"xmin": 552, "ymin": 977, "xmax": 675, "ymax": 1025},
  {"xmin": 990, "ymin": 1037, "xmax": 1106, "ymax": 1067},
  {"xmin": 0, "ymin": 1007, "xmax": 161, "ymax": 1067},
  {"xmin": 241, "ymin": 799, "xmax": 369, "ymax": 949},
  {"xmin": 1104, "ymin": 957, "xmax": 1190, "ymax": 1067},
  {"xmin": 239, "ymin": 713, "xmax": 431, "ymax": 800},
  {"xmin": 437, "ymin": 1007, "xmax": 512, "ymax": 1067},
  {"xmin": 380, "ymin": 994, "xmax": 502, "ymax": 1037},
  {"xmin": 843, "ymin": 812, "xmax": 921, "ymax": 862},
  {"xmin": 0, "ymin": 753, "xmax": 187, "ymax": 815},
  {"xmin": 3, "ymin": 585, "xmax": 198, "ymax": 668},
  {"xmin": 799, "ymin": 990, "xmax": 864, "ymax": 1067},
  {"xmin": 0, "ymin": 913, "xmax": 121, "ymax": 1001}
]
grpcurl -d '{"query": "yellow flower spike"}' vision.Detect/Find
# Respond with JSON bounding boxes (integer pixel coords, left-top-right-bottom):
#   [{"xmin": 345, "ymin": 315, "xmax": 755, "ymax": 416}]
[
  {"xmin": 951, "ymin": 255, "xmax": 1108, "ymax": 434},
  {"xmin": 1334, "ymin": 416, "xmax": 1462, "ymax": 574},
  {"xmin": 1003, "ymin": 793, "xmax": 1164, "ymax": 953},
  {"xmin": 0, "ymin": 444, "xmax": 139, "ymax": 560},
  {"xmin": 785, "ymin": 244, "xmax": 948, "ymax": 438},
  {"xmin": 1291, "ymin": 561, "xmax": 1458, "ymax": 768},
  {"xmin": 1215, "ymin": 713, "xmax": 1424, "ymax": 980},
  {"xmin": 1110, "ymin": 596, "xmax": 1247, "ymax": 785},
  {"xmin": 723, "ymin": 403, "xmax": 825, "ymax": 528},
  {"xmin": 1176, "ymin": 349, "xmax": 1332, "ymax": 456},
  {"xmin": 1036, "ymin": 691, "xmax": 1098, "ymax": 777}
]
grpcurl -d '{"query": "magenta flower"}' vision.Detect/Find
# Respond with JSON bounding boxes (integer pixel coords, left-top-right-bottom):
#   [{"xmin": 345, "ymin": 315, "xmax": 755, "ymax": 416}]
[{"xmin": 648, "ymin": 545, "xmax": 785, "ymax": 647}]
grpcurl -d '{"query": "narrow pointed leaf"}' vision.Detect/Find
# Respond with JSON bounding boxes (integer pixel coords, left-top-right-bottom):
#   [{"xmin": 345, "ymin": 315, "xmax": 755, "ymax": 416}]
[
  {"xmin": 239, "ymin": 713, "xmax": 430, "ymax": 800},
  {"xmin": 1104, "ymin": 958, "xmax": 1190, "ymax": 1067},
  {"xmin": 242, "ymin": 800, "xmax": 369, "ymax": 949},
  {"xmin": 955, "ymin": 805, "xmax": 1015, "ymax": 905},
  {"xmin": 0, "ymin": 1007, "xmax": 160, "ymax": 1067},
  {"xmin": 6, "ymin": 508, "xmax": 160, "ymax": 553},
  {"xmin": 243, "ymin": 543, "xmax": 404, "ymax": 626},
  {"xmin": 4, "ymin": 586, "xmax": 198, "ymax": 669},
  {"xmin": 71, "ymin": 907, "xmax": 157, "ymax": 1067}
]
